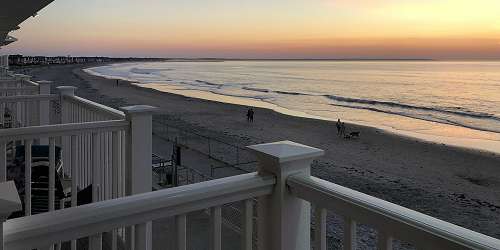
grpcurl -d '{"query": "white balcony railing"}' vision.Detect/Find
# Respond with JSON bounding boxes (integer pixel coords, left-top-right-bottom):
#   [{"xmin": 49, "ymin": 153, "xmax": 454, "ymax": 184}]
[
  {"xmin": 0, "ymin": 75, "xmax": 158, "ymax": 250},
  {"xmin": 2, "ymin": 140, "xmax": 500, "ymax": 250},
  {"xmin": 0, "ymin": 76, "xmax": 52, "ymax": 129},
  {"xmin": 3, "ymin": 172, "xmax": 274, "ymax": 250},
  {"xmin": 0, "ymin": 56, "xmax": 8, "ymax": 77}
]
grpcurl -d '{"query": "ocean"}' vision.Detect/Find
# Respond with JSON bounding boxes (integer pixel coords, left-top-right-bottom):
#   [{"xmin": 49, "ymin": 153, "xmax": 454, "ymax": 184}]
[{"xmin": 85, "ymin": 60, "xmax": 500, "ymax": 152}]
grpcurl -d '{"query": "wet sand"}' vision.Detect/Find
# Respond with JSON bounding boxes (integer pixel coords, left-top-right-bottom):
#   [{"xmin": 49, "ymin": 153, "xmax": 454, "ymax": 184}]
[{"xmin": 22, "ymin": 63, "xmax": 500, "ymax": 239}]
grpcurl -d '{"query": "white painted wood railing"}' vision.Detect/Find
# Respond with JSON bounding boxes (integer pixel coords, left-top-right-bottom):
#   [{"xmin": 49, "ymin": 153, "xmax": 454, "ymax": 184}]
[
  {"xmin": 0, "ymin": 56, "xmax": 9, "ymax": 78},
  {"xmin": 246, "ymin": 141, "xmax": 500, "ymax": 250},
  {"xmin": 2, "ymin": 139, "xmax": 500, "ymax": 250},
  {"xmin": 0, "ymin": 120, "xmax": 130, "ymax": 213},
  {"xmin": 2, "ymin": 172, "xmax": 274, "ymax": 250},
  {"xmin": 0, "ymin": 77, "xmax": 52, "ymax": 129},
  {"xmin": 289, "ymin": 175, "xmax": 500, "ymax": 250},
  {"xmin": 0, "ymin": 84, "xmax": 156, "ymax": 249},
  {"xmin": 58, "ymin": 86, "xmax": 125, "ymax": 123},
  {"xmin": 57, "ymin": 86, "xmax": 127, "ymax": 187}
]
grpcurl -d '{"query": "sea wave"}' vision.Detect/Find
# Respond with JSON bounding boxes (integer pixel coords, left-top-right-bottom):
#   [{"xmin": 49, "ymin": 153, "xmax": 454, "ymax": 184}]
[
  {"xmin": 325, "ymin": 95, "xmax": 499, "ymax": 121},
  {"xmin": 195, "ymin": 80, "xmax": 223, "ymax": 88},
  {"xmin": 130, "ymin": 67, "xmax": 172, "ymax": 75},
  {"xmin": 243, "ymin": 87, "xmax": 316, "ymax": 96},
  {"xmin": 242, "ymin": 87, "xmax": 270, "ymax": 93},
  {"xmin": 239, "ymin": 85, "xmax": 499, "ymax": 123},
  {"xmin": 274, "ymin": 90, "xmax": 312, "ymax": 96},
  {"xmin": 330, "ymin": 103, "xmax": 500, "ymax": 134}
]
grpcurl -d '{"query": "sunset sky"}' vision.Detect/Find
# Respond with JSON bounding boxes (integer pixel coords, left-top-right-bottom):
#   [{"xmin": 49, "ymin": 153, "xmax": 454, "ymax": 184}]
[{"xmin": 3, "ymin": 0, "xmax": 500, "ymax": 59}]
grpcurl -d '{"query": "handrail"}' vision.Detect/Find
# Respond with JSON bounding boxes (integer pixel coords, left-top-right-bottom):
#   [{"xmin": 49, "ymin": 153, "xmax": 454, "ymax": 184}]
[
  {"xmin": 0, "ymin": 120, "xmax": 129, "ymax": 141},
  {"xmin": 23, "ymin": 80, "xmax": 40, "ymax": 87},
  {"xmin": 0, "ymin": 94, "xmax": 58, "ymax": 103},
  {"xmin": 0, "ymin": 86, "xmax": 39, "ymax": 92},
  {"xmin": 287, "ymin": 175, "xmax": 500, "ymax": 250},
  {"xmin": 3, "ymin": 172, "xmax": 275, "ymax": 250},
  {"xmin": 63, "ymin": 95, "xmax": 125, "ymax": 119},
  {"xmin": 0, "ymin": 79, "xmax": 17, "ymax": 83}
]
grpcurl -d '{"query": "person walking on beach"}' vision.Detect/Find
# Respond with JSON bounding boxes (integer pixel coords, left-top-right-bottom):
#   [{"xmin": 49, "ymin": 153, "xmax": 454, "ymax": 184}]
[
  {"xmin": 249, "ymin": 108, "xmax": 254, "ymax": 122},
  {"xmin": 246, "ymin": 108, "xmax": 252, "ymax": 122},
  {"xmin": 336, "ymin": 119, "xmax": 342, "ymax": 136},
  {"xmin": 340, "ymin": 122, "xmax": 346, "ymax": 136}
]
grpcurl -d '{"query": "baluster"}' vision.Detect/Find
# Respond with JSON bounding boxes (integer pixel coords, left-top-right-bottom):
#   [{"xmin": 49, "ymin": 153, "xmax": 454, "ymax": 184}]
[
  {"xmin": 86, "ymin": 133, "xmax": 90, "ymax": 186},
  {"xmin": 25, "ymin": 139, "xmax": 32, "ymax": 216},
  {"xmin": 112, "ymin": 230, "xmax": 118, "ymax": 250},
  {"xmin": 314, "ymin": 207, "xmax": 327, "ymax": 250},
  {"xmin": 343, "ymin": 217, "xmax": 357, "ymax": 250},
  {"xmin": 49, "ymin": 138, "xmax": 56, "ymax": 211},
  {"xmin": 69, "ymin": 135, "xmax": 77, "ymax": 250},
  {"xmin": 0, "ymin": 92, "xmax": 4, "ymax": 126},
  {"xmin": 71, "ymin": 135, "xmax": 78, "ymax": 207},
  {"xmin": 242, "ymin": 199, "xmax": 253, "ymax": 250},
  {"xmin": 100, "ymin": 133, "xmax": 104, "ymax": 200},
  {"xmin": 32, "ymin": 100, "xmax": 37, "ymax": 127},
  {"xmin": 69, "ymin": 135, "xmax": 78, "ymax": 249},
  {"xmin": 21, "ymin": 98, "xmax": 25, "ymax": 126},
  {"xmin": 57, "ymin": 86, "xmax": 76, "ymax": 178},
  {"xmin": 22, "ymin": 100, "xmax": 27, "ymax": 127},
  {"xmin": 0, "ymin": 141, "xmax": 6, "ymax": 182},
  {"xmin": 210, "ymin": 206, "xmax": 222, "ymax": 250},
  {"xmin": 107, "ymin": 132, "xmax": 111, "ymax": 199},
  {"xmin": 91, "ymin": 132, "xmax": 103, "ymax": 248},
  {"xmin": 112, "ymin": 131, "xmax": 119, "ymax": 200},
  {"xmin": 57, "ymin": 199, "xmax": 65, "ymax": 250},
  {"xmin": 176, "ymin": 214, "xmax": 187, "ymax": 250},
  {"xmin": 10, "ymin": 101, "xmax": 16, "ymax": 128},
  {"xmin": 378, "ymin": 232, "xmax": 393, "ymax": 250},
  {"xmin": 120, "ymin": 130, "xmax": 125, "ymax": 198},
  {"xmin": 77, "ymin": 134, "xmax": 81, "ymax": 189},
  {"xmin": 38, "ymin": 81, "xmax": 51, "ymax": 129},
  {"xmin": 90, "ymin": 234, "xmax": 102, "ymax": 250},
  {"xmin": 71, "ymin": 102, "xmax": 75, "ymax": 123}
]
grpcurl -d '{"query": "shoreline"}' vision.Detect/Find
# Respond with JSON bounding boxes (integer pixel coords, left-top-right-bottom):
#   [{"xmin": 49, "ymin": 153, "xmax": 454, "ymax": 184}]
[
  {"xmin": 23, "ymin": 63, "xmax": 500, "ymax": 238},
  {"xmin": 85, "ymin": 64, "xmax": 500, "ymax": 155}
]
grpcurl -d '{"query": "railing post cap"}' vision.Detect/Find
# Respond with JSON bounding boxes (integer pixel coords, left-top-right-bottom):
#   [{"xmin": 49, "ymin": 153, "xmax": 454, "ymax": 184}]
[
  {"xmin": 57, "ymin": 86, "xmax": 77, "ymax": 96},
  {"xmin": 247, "ymin": 140, "xmax": 324, "ymax": 164},
  {"xmin": 37, "ymin": 80, "xmax": 52, "ymax": 85},
  {"xmin": 0, "ymin": 181, "xmax": 22, "ymax": 217},
  {"xmin": 120, "ymin": 105, "xmax": 158, "ymax": 115},
  {"xmin": 13, "ymin": 73, "xmax": 31, "ymax": 80}
]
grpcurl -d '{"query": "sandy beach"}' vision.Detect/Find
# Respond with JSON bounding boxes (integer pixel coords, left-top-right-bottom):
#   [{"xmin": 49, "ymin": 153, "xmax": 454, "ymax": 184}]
[{"xmin": 20, "ymin": 63, "xmax": 500, "ymax": 239}]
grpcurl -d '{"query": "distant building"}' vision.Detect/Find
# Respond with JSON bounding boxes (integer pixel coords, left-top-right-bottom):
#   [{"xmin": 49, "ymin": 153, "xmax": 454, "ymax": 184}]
[{"xmin": 8, "ymin": 54, "xmax": 164, "ymax": 66}]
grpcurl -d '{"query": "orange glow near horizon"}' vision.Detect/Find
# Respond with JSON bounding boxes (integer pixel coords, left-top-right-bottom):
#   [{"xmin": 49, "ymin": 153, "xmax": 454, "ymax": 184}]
[{"xmin": 3, "ymin": 0, "xmax": 500, "ymax": 58}]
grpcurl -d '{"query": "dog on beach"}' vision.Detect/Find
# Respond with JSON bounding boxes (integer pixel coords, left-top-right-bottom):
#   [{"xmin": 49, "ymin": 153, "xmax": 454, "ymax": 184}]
[
  {"xmin": 350, "ymin": 131, "xmax": 360, "ymax": 138},
  {"xmin": 344, "ymin": 131, "xmax": 360, "ymax": 139}
]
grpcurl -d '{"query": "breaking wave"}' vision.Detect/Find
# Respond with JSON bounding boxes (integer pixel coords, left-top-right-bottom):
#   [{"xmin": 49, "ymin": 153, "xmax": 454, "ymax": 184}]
[{"xmin": 324, "ymin": 95, "xmax": 499, "ymax": 121}]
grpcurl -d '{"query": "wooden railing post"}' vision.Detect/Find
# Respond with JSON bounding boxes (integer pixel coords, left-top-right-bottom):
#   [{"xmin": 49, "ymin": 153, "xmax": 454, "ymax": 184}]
[
  {"xmin": 247, "ymin": 141, "xmax": 324, "ymax": 250},
  {"xmin": 57, "ymin": 86, "xmax": 76, "ymax": 118},
  {"xmin": 57, "ymin": 86, "xmax": 76, "ymax": 177},
  {"xmin": 121, "ymin": 105, "xmax": 157, "ymax": 250},
  {"xmin": 0, "ymin": 181, "xmax": 22, "ymax": 250}
]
